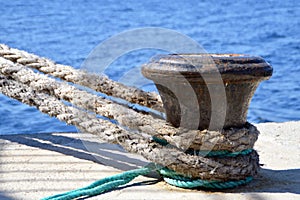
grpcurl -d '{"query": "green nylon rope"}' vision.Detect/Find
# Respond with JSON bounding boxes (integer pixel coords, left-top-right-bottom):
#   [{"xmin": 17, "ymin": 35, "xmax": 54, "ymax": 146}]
[
  {"xmin": 152, "ymin": 136, "xmax": 253, "ymax": 157},
  {"xmin": 160, "ymin": 167, "xmax": 253, "ymax": 189},
  {"xmin": 42, "ymin": 164, "xmax": 156, "ymax": 200},
  {"xmin": 42, "ymin": 149, "xmax": 253, "ymax": 200}
]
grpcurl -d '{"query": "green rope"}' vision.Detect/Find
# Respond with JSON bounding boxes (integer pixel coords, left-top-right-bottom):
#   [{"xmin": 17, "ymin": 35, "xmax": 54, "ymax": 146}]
[
  {"xmin": 42, "ymin": 163, "xmax": 158, "ymax": 200},
  {"xmin": 42, "ymin": 150, "xmax": 253, "ymax": 200},
  {"xmin": 152, "ymin": 136, "xmax": 253, "ymax": 157},
  {"xmin": 43, "ymin": 137, "xmax": 254, "ymax": 199},
  {"xmin": 152, "ymin": 136, "xmax": 169, "ymax": 146},
  {"xmin": 160, "ymin": 167, "xmax": 253, "ymax": 189},
  {"xmin": 186, "ymin": 148, "xmax": 253, "ymax": 157}
]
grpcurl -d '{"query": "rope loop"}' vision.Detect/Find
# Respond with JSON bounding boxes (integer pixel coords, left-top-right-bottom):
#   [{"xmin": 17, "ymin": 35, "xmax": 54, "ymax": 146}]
[{"xmin": 43, "ymin": 149, "xmax": 254, "ymax": 200}]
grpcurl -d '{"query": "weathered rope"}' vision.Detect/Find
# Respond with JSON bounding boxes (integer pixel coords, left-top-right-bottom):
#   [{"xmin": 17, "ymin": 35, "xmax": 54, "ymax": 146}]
[
  {"xmin": 0, "ymin": 44, "xmax": 164, "ymax": 112},
  {"xmin": 0, "ymin": 44, "xmax": 261, "ymax": 199},
  {"xmin": 0, "ymin": 74, "xmax": 259, "ymax": 180},
  {"xmin": 0, "ymin": 57, "xmax": 259, "ymax": 152}
]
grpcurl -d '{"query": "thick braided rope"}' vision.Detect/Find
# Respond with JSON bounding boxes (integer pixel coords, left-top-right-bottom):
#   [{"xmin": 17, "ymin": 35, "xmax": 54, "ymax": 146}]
[
  {"xmin": 0, "ymin": 44, "xmax": 164, "ymax": 112},
  {"xmin": 0, "ymin": 45, "xmax": 260, "ymax": 197},
  {"xmin": 0, "ymin": 74, "xmax": 260, "ymax": 180},
  {"xmin": 0, "ymin": 57, "xmax": 258, "ymax": 152}
]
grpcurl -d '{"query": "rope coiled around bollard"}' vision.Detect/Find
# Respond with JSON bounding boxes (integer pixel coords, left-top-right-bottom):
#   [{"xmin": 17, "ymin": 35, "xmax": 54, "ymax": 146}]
[
  {"xmin": 0, "ymin": 44, "xmax": 261, "ymax": 199},
  {"xmin": 0, "ymin": 56, "xmax": 259, "ymax": 153},
  {"xmin": 0, "ymin": 73, "xmax": 260, "ymax": 181}
]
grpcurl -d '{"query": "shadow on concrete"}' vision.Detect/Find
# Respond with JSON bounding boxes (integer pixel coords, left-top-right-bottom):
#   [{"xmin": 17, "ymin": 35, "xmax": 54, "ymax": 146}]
[
  {"xmin": 0, "ymin": 132, "xmax": 148, "ymax": 172},
  {"xmin": 1, "ymin": 133, "xmax": 299, "ymax": 195},
  {"xmin": 211, "ymin": 168, "xmax": 300, "ymax": 195},
  {"xmin": 80, "ymin": 180, "xmax": 161, "ymax": 200}
]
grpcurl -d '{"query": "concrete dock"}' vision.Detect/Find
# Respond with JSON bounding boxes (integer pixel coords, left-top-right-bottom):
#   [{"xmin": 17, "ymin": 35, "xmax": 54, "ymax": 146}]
[{"xmin": 0, "ymin": 121, "xmax": 299, "ymax": 200}]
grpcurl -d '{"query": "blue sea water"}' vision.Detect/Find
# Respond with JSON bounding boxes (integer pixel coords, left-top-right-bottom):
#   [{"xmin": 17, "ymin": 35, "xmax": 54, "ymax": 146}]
[{"xmin": 0, "ymin": 0, "xmax": 299, "ymax": 134}]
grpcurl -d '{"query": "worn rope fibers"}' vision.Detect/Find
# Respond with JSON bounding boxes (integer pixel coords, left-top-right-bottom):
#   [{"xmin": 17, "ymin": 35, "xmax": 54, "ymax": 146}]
[{"xmin": 0, "ymin": 44, "xmax": 260, "ymax": 199}]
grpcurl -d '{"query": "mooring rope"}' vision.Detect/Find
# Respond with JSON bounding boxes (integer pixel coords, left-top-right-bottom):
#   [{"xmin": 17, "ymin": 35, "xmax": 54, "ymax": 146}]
[
  {"xmin": 0, "ymin": 44, "xmax": 261, "ymax": 199},
  {"xmin": 0, "ymin": 57, "xmax": 259, "ymax": 152},
  {"xmin": 42, "ymin": 162, "xmax": 253, "ymax": 200},
  {"xmin": 0, "ymin": 44, "xmax": 164, "ymax": 112},
  {"xmin": 0, "ymin": 73, "xmax": 259, "ymax": 180}
]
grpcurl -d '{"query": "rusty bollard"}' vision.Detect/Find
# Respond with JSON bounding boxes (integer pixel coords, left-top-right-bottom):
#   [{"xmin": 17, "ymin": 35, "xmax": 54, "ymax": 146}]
[{"xmin": 142, "ymin": 54, "xmax": 273, "ymax": 130}]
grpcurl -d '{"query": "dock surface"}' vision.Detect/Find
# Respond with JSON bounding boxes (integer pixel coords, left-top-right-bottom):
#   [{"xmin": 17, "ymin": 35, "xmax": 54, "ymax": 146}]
[{"xmin": 0, "ymin": 121, "xmax": 299, "ymax": 200}]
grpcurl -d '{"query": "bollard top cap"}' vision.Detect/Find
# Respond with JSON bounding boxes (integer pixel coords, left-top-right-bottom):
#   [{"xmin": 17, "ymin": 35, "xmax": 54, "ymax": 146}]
[{"xmin": 142, "ymin": 54, "xmax": 273, "ymax": 82}]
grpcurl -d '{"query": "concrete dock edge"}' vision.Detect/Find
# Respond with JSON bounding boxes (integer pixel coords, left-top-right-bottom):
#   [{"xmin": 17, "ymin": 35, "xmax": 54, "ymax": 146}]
[{"xmin": 0, "ymin": 121, "xmax": 299, "ymax": 200}]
